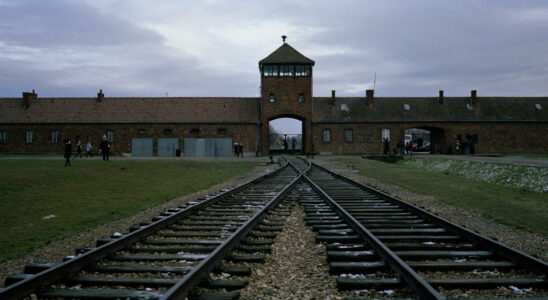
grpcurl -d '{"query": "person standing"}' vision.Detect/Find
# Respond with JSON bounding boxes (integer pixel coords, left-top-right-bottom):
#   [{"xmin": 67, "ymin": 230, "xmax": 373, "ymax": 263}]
[
  {"xmin": 100, "ymin": 134, "xmax": 110, "ymax": 161},
  {"xmin": 234, "ymin": 143, "xmax": 239, "ymax": 157},
  {"xmin": 238, "ymin": 143, "xmax": 243, "ymax": 158},
  {"xmin": 86, "ymin": 139, "xmax": 93, "ymax": 157},
  {"xmin": 73, "ymin": 136, "xmax": 82, "ymax": 159},
  {"xmin": 63, "ymin": 138, "xmax": 72, "ymax": 167}
]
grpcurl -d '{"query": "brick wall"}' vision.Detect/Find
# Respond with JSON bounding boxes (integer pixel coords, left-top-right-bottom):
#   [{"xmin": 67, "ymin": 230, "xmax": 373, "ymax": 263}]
[
  {"xmin": 313, "ymin": 122, "xmax": 548, "ymax": 154},
  {"xmin": 0, "ymin": 123, "xmax": 259, "ymax": 155},
  {"xmin": 260, "ymin": 76, "xmax": 313, "ymax": 154}
]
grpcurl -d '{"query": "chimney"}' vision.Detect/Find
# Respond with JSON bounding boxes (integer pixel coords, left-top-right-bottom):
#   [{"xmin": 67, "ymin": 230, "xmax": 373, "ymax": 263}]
[
  {"xmin": 97, "ymin": 89, "xmax": 104, "ymax": 102},
  {"xmin": 366, "ymin": 89, "xmax": 374, "ymax": 105},
  {"xmin": 330, "ymin": 90, "xmax": 336, "ymax": 105},
  {"xmin": 471, "ymin": 90, "xmax": 477, "ymax": 105},
  {"xmin": 22, "ymin": 90, "xmax": 37, "ymax": 109},
  {"xmin": 439, "ymin": 90, "xmax": 444, "ymax": 104}
]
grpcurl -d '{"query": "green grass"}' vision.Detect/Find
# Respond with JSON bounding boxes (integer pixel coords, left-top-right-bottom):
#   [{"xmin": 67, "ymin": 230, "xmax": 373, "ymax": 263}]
[
  {"xmin": 0, "ymin": 159, "xmax": 257, "ymax": 262},
  {"xmin": 339, "ymin": 158, "xmax": 548, "ymax": 237}
]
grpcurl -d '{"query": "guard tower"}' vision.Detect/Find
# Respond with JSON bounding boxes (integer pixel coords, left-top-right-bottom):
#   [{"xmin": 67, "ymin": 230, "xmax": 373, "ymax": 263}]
[{"xmin": 259, "ymin": 36, "xmax": 315, "ymax": 154}]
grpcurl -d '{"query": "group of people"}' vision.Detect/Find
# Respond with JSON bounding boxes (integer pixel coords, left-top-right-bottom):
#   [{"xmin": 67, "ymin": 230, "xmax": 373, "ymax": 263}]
[
  {"xmin": 233, "ymin": 143, "xmax": 244, "ymax": 157},
  {"xmin": 63, "ymin": 135, "xmax": 111, "ymax": 166}
]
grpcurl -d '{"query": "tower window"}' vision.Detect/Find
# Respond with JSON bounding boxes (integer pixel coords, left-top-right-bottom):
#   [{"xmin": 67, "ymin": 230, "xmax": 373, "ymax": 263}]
[
  {"xmin": 263, "ymin": 65, "xmax": 278, "ymax": 77},
  {"xmin": 298, "ymin": 94, "xmax": 305, "ymax": 103},
  {"xmin": 295, "ymin": 65, "xmax": 311, "ymax": 76},
  {"xmin": 269, "ymin": 94, "xmax": 275, "ymax": 103},
  {"xmin": 279, "ymin": 64, "xmax": 294, "ymax": 76}
]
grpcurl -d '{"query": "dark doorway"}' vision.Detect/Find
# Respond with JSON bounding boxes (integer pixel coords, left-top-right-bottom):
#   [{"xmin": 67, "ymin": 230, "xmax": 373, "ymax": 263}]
[{"xmin": 404, "ymin": 127, "xmax": 444, "ymax": 154}]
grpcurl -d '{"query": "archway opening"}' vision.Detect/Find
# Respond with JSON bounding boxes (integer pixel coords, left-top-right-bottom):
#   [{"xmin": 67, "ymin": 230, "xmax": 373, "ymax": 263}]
[
  {"xmin": 269, "ymin": 117, "xmax": 303, "ymax": 154},
  {"xmin": 404, "ymin": 127, "xmax": 444, "ymax": 154}
]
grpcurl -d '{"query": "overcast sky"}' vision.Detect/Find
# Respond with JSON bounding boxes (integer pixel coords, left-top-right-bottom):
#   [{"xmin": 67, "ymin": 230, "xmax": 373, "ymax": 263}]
[{"xmin": 1, "ymin": 0, "xmax": 548, "ymax": 99}]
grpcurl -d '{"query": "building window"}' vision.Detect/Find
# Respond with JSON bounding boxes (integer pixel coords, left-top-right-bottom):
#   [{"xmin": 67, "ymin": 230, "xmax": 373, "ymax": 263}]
[
  {"xmin": 107, "ymin": 130, "xmax": 115, "ymax": 143},
  {"xmin": 295, "ymin": 64, "xmax": 311, "ymax": 77},
  {"xmin": 263, "ymin": 64, "xmax": 278, "ymax": 77},
  {"xmin": 382, "ymin": 129, "xmax": 390, "ymax": 142},
  {"xmin": 368, "ymin": 135, "xmax": 374, "ymax": 143},
  {"xmin": 357, "ymin": 135, "xmax": 364, "ymax": 143},
  {"xmin": 279, "ymin": 64, "xmax": 294, "ymax": 76},
  {"xmin": 344, "ymin": 129, "xmax": 353, "ymax": 142},
  {"xmin": 269, "ymin": 94, "xmax": 275, "ymax": 103},
  {"xmin": 298, "ymin": 94, "xmax": 305, "ymax": 103},
  {"xmin": 51, "ymin": 130, "xmax": 60, "ymax": 144},
  {"xmin": 87, "ymin": 136, "xmax": 92, "ymax": 143},
  {"xmin": 163, "ymin": 129, "xmax": 173, "ymax": 135},
  {"xmin": 26, "ymin": 130, "xmax": 34, "ymax": 143},
  {"xmin": 322, "ymin": 129, "xmax": 331, "ymax": 143},
  {"xmin": 191, "ymin": 128, "xmax": 200, "ymax": 135},
  {"xmin": 138, "ymin": 129, "xmax": 146, "ymax": 135},
  {"xmin": 0, "ymin": 130, "xmax": 7, "ymax": 144},
  {"xmin": 217, "ymin": 128, "xmax": 226, "ymax": 135}
]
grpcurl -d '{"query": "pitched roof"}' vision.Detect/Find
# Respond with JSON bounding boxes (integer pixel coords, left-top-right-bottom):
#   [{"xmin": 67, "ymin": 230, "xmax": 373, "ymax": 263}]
[
  {"xmin": 312, "ymin": 97, "xmax": 548, "ymax": 122},
  {"xmin": 0, "ymin": 97, "xmax": 260, "ymax": 124},
  {"xmin": 259, "ymin": 43, "xmax": 315, "ymax": 65}
]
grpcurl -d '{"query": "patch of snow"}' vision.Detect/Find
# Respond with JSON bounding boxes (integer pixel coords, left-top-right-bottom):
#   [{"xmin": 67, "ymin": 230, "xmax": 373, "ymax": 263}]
[
  {"xmin": 42, "ymin": 214, "xmax": 56, "ymax": 220},
  {"xmin": 509, "ymin": 285, "xmax": 532, "ymax": 293}
]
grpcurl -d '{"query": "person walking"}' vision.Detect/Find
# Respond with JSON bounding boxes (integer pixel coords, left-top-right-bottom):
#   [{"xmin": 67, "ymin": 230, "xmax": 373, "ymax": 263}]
[
  {"xmin": 100, "ymin": 135, "xmax": 110, "ymax": 161},
  {"xmin": 63, "ymin": 138, "xmax": 72, "ymax": 167},
  {"xmin": 86, "ymin": 139, "xmax": 93, "ymax": 157},
  {"xmin": 72, "ymin": 136, "xmax": 83, "ymax": 159}
]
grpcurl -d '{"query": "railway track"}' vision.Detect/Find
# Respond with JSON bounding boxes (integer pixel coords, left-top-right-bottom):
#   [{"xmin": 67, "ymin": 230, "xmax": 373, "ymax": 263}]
[
  {"xmin": 298, "ymin": 160, "xmax": 547, "ymax": 299},
  {"xmin": 2, "ymin": 156, "xmax": 546, "ymax": 299},
  {"xmin": 1, "ymin": 159, "xmax": 303, "ymax": 300}
]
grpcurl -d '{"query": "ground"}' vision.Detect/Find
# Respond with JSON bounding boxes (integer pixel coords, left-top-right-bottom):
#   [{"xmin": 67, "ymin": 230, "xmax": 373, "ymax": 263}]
[{"xmin": 0, "ymin": 154, "xmax": 546, "ymax": 288}]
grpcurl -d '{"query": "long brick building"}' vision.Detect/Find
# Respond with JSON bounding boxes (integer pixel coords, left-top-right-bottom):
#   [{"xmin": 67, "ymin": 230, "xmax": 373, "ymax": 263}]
[{"xmin": 1, "ymin": 41, "xmax": 547, "ymax": 156}]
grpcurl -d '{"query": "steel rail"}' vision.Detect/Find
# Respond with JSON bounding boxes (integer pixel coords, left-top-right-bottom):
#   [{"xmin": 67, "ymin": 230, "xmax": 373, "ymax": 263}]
[
  {"xmin": 0, "ymin": 160, "xmax": 291, "ymax": 300},
  {"xmin": 301, "ymin": 168, "xmax": 444, "ymax": 300},
  {"xmin": 162, "ymin": 162, "xmax": 303, "ymax": 299},
  {"xmin": 311, "ymin": 162, "xmax": 548, "ymax": 275}
]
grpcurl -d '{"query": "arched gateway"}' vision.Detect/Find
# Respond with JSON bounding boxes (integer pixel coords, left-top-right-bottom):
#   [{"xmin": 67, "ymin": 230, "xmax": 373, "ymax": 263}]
[{"xmin": 258, "ymin": 40, "xmax": 314, "ymax": 155}]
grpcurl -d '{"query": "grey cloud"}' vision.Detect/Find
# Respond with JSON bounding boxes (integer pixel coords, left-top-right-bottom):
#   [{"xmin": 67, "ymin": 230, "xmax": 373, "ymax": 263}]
[{"xmin": 0, "ymin": 0, "xmax": 163, "ymax": 48}]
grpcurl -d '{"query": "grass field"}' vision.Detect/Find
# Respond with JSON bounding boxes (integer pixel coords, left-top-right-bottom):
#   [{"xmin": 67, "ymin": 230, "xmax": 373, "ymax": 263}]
[
  {"xmin": 339, "ymin": 157, "xmax": 547, "ymax": 237},
  {"xmin": 0, "ymin": 159, "xmax": 257, "ymax": 263}
]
